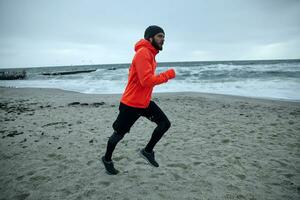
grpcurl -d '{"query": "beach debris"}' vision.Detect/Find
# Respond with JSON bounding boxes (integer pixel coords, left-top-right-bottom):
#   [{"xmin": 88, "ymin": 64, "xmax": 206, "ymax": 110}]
[
  {"xmin": 0, "ymin": 102, "xmax": 34, "ymax": 113},
  {"xmin": 4, "ymin": 131, "xmax": 24, "ymax": 138},
  {"xmin": 0, "ymin": 70, "xmax": 26, "ymax": 80},
  {"xmin": 92, "ymin": 102, "xmax": 105, "ymax": 107},
  {"xmin": 42, "ymin": 69, "xmax": 96, "ymax": 76},
  {"xmin": 67, "ymin": 102, "xmax": 106, "ymax": 107},
  {"xmin": 108, "ymin": 67, "xmax": 117, "ymax": 70},
  {"xmin": 68, "ymin": 102, "xmax": 81, "ymax": 106}
]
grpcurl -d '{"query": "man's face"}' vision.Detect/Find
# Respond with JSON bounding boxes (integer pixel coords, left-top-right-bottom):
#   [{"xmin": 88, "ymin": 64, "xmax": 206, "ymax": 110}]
[{"xmin": 150, "ymin": 33, "xmax": 165, "ymax": 51}]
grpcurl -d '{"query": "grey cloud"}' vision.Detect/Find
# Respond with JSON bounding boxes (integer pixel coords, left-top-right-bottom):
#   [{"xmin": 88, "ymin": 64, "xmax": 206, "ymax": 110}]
[{"xmin": 0, "ymin": 0, "xmax": 299, "ymax": 68}]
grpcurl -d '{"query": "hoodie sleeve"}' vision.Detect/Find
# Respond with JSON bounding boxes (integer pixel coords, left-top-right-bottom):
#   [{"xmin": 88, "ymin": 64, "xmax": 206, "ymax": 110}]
[{"xmin": 134, "ymin": 49, "xmax": 173, "ymax": 88}]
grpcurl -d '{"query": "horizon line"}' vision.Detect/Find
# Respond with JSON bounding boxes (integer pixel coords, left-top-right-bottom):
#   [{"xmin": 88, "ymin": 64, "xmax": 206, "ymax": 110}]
[{"xmin": 1, "ymin": 58, "xmax": 300, "ymax": 70}]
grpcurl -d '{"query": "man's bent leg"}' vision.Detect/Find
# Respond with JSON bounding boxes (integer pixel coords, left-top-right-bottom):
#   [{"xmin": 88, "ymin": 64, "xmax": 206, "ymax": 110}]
[
  {"xmin": 143, "ymin": 101, "xmax": 171, "ymax": 153},
  {"xmin": 105, "ymin": 103, "xmax": 140, "ymax": 161},
  {"xmin": 140, "ymin": 120, "xmax": 170, "ymax": 168},
  {"xmin": 145, "ymin": 119, "xmax": 171, "ymax": 153},
  {"xmin": 140, "ymin": 101, "xmax": 171, "ymax": 167},
  {"xmin": 102, "ymin": 103, "xmax": 140, "ymax": 174}
]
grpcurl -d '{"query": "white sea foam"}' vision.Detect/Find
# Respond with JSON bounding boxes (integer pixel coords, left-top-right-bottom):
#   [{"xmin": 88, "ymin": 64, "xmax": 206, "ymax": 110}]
[{"xmin": 1, "ymin": 60, "xmax": 299, "ymax": 100}]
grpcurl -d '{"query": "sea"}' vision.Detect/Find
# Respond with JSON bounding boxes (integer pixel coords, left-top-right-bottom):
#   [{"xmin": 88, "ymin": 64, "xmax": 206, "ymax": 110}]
[{"xmin": 1, "ymin": 59, "xmax": 300, "ymax": 101}]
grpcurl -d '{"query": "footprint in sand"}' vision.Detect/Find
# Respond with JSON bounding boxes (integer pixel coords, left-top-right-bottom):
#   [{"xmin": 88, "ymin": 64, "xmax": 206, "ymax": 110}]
[
  {"xmin": 270, "ymin": 159, "xmax": 288, "ymax": 167},
  {"xmin": 224, "ymin": 193, "xmax": 246, "ymax": 200},
  {"xmin": 86, "ymin": 160, "xmax": 95, "ymax": 166},
  {"xmin": 98, "ymin": 181, "xmax": 111, "ymax": 187},
  {"xmin": 193, "ymin": 161, "xmax": 202, "ymax": 166},
  {"xmin": 13, "ymin": 193, "xmax": 30, "ymax": 200},
  {"xmin": 83, "ymin": 189, "xmax": 97, "ymax": 198},
  {"xmin": 135, "ymin": 161, "xmax": 144, "ymax": 165},
  {"xmin": 251, "ymin": 161, "xmax": 262, "ymax": 169},
  {"xmin": 60, "ymin": 188, "xmax": 72, "ymax": 196},
  {"xmin": 221, "ymin": 139, "xmax": 230, "ymax": 144},
  {"xmin": 226, "ymin": 184, "xmax": 241, "ymax": 192},
  {"xmin": 29, "ymin": 175, "xmax": 52, "ymax": 188},
  {"xmin": 114, "ymin": 155, "xmax": 126, "ymax": 162},
  {"xmin": 42, "ymin": 122, "xmax": 68, "ymax": 128},
  {"xmin": 166, "ymin": 163, "xmax": 189, "ymax": 170},
  {"xmin": 16, "ymin": 175, "xmax": 25, "ymax": 181},
  {"xmin": 29, "ymin": 175, "xmax": 51, "ymax": 182},
  {"xmin": 170, "ymin": 172, "xmax": 183, "ymax": 181},
  {"xmin": 235, "ymin": 174, "xmax": 246, "ymax": 180},
  {"xmin": 283, "ymin": 173, "xmax": 294, "ymax": 179},
  {"xmin": 47, "ymin": 153, "xmax": 66, "ymax": 161},
  {"xmin": 26, "ymin": 171, "xmax": 35, "ymax": 176}
]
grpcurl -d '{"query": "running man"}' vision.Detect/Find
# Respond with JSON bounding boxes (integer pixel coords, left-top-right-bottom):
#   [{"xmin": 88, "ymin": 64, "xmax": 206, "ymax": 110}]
[{"xmin": 102, "ymin": 25, "xmax": 176, "ymax": 175}]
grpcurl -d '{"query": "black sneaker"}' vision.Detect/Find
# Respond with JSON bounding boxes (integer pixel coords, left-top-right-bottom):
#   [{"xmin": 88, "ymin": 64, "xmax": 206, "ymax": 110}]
[
  {"xmin": 140, "ymin": 148, "xmax": 159, "ymax": 167},
  {"xmin": 101, "ymin": 156, "xmax": 119, "ymax": 175}
]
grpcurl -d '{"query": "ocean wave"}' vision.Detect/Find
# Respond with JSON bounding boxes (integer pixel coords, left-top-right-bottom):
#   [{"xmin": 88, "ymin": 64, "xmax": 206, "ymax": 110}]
[{"xmin": 1, "ymin": 60, "xmax": 300, "ymax": 100}]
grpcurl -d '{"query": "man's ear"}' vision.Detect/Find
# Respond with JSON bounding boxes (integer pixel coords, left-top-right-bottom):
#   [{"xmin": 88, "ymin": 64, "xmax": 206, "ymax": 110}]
[{"xmin": 149, "ymin": 38, "xmax": 153, "ymax": 43}]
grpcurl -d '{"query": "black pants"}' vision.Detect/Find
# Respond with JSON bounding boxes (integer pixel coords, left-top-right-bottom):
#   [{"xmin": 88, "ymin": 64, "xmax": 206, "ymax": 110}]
[{"xmin": 104, "ymin": 101, "xmax": 171, "ymax": 161}]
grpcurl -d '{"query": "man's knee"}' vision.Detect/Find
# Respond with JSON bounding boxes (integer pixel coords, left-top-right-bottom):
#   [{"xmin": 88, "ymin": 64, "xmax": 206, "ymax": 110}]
[
  {"xmin": 165, "ymin": 120, "xmax": 171, "ymax": 131},
  {"xmin": 158, "ymin": 119, "xmax": 171, "ymax": 133},
  {"xmin": 112, "ymin": 121, "xmax": 131, "ymax": 136}
]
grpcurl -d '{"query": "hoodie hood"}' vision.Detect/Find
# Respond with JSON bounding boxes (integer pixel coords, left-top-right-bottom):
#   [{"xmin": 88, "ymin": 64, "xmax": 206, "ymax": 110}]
[{"xmin": 134, "ymin": 39, "xmax": 159, "ymax": 56}]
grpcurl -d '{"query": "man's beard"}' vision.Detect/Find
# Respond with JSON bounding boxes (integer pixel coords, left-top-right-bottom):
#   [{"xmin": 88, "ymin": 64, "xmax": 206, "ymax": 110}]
[{"xmin": 151, "ymin": 39, "xmax": 163, "ymax": 50}]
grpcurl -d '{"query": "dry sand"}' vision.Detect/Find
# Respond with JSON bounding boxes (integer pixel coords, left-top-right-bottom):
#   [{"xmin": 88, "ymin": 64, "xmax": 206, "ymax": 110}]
[{"xmin": 0, "ymin": 88, "xmax": 299, "ymax": 200}]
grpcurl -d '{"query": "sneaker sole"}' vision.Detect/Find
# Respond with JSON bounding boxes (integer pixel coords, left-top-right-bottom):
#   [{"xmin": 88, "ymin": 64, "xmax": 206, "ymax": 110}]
[
  {"xmin": 101, "ymin": 157, "xmax": 119, "ymax": 175},
  {"xmin": 139, "ymin": 150, "xmax": 159, "ymax": 167}
]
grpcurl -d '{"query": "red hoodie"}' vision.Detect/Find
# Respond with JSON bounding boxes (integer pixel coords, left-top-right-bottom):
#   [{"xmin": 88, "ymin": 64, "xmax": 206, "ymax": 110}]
[{"xmin": 120, "ymin": 39, "xmax": 176, "ymax": 108}]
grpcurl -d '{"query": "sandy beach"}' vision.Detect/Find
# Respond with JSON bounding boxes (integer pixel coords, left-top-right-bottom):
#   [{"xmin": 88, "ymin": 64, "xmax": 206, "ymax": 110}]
[{"xmin": 0, "ymin": 87, "xmax": 299, "ymax": 200}]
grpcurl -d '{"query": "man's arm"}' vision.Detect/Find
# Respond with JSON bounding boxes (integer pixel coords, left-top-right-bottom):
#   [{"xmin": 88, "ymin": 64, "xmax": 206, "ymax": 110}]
[{"xmin": 135, "ymin": 49, "xmax": 175, "ymax": 88}]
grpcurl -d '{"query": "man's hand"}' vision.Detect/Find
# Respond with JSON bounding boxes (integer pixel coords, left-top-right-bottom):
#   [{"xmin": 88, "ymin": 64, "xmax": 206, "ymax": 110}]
[{"xmin": 164, "ymin": 69, "xmax": 176, "ymax": 79}]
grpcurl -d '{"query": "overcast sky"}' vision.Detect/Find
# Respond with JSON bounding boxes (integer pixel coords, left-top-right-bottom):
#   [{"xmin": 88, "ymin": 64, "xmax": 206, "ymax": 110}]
[{"xmin": 0, "ymin": 0, "xmax": 299, "ymax": 68}]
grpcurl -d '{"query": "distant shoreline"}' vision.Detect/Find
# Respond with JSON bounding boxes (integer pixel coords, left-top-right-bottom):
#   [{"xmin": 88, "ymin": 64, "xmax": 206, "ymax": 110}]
[
  {"xmin": 1, "ymin": 58, "xmax": 300, "ymax": 70},
  {"xmin": 1, "ymin": 86, "xmax": 299, "ymax": 104}
]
